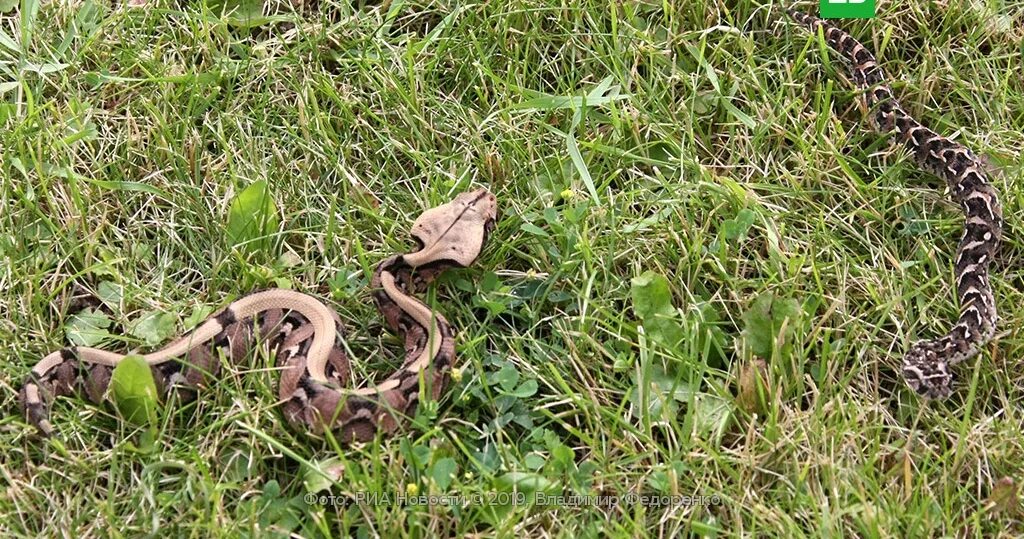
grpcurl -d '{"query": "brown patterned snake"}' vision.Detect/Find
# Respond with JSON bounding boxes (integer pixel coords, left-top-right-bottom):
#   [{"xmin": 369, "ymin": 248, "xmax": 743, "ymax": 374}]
[
  {"xmin": 786, "ymin": 10, "xmax": 1003, "ymax": 398},
  {"xmin": 20, "ymin": 189, "xmax": 498, "ymax": 441}
]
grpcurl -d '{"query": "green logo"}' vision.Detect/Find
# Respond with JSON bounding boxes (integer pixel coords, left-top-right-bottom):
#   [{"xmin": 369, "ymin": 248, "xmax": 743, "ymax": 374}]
[{"xmin": 819, "ymin": 0, "xmax": 875, "ymax": 19}]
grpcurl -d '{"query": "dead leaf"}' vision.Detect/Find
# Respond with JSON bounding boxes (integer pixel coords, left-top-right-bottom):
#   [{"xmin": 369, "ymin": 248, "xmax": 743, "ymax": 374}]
[
  {"xmin": 985, "ymin": 477, "xmax": 1018, "ymax": 515},
  {"xmin": 736, "ymin": 359, "xmax": 768, "ymax": 415}
]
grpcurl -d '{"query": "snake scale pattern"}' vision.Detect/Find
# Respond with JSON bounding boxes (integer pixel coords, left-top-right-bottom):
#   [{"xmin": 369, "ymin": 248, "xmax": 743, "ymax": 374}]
[
  {"xmin": 19, "ymin": 189, "xmax": 498, "ymax": 441},
  {"xmin": 786, "ymin": 10, "xmax": 1003, "ymax": 398}
]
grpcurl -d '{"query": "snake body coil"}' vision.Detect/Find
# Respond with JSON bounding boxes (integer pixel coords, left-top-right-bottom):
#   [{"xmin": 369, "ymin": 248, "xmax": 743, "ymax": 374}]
[
  {"xmin": 786, "ymin": 10, "xmax": 1003, "ymax": 398},
  {"xmin": 20, "ymin": 189, "xmax": 498, "ymax": 441}
]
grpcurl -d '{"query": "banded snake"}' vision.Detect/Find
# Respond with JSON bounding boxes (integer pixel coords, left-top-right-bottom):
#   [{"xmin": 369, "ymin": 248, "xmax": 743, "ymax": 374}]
[
  {"xmin": 785, "ymin": 9, "xmax": 1003, "ymax": 398},
  {"xmin": 19, "ymin": 189, "xmax": 498, "ymax": 442}
]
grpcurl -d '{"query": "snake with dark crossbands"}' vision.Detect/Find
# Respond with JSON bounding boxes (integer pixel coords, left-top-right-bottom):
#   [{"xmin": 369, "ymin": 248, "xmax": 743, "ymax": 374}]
[
  {"xmin": 785, "ymin": 9, "xmax": 1003, "ymax": 398},
  {"xmin": 19, "ymin": 189, "xmax": 498, "ymax": 442}
]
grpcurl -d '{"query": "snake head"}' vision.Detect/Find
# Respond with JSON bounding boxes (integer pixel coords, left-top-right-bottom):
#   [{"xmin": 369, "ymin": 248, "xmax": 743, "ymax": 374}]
[
  {"xmin": 403, "ymin": 189, "xmax": 499, "ymax": 268},
  {"xmin": 902, "ymin": 342, "xmax": 954, "ymax": 399}
]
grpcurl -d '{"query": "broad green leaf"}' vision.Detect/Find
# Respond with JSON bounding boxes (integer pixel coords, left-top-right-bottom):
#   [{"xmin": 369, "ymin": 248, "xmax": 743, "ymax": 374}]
[
  {"xmin": 276, "ymin": 251, "xmax": 302, "ymax": 269},
  {"xmin": 479, "ymin": 271, "xmax": 501, "ymax": 293},
  {"xmin": 73, "ymin": 1, "xmax": 104, "ymax": 36},
  {"xmin": 255, "ymin": 480, "xmax": 301, "ymax": 533},
  {"xmin": 328, "ymin": 267, "xmax": 363, "ymax": 299},
  {"xmin": 0, "ymin": 0, "xmax": 16, "ymax": 15},
  {"xmin": 691, "ymin": 394, "xmax": 733, "ymax": 443},
  {"xmin": 22, "ymin": 62, "xmax": 69, "ymax": 74},
  {"xmin": 722, "ymin": 208, "xmax": 756, "ymax": 241},
  {"xmin": 226, "ymin": 180, "xmax": 280, "ymax": 253},
  {"xmin": 631, "ymin": 271, "xmax": 673, "ymax": 320},
  {"xmin": 136, "ymin": 429, "xmax": 156, "ymax": 453},
  {"xmin": 97, "ymin": 281, "xmax": 123, "ymax": 310},
  {"xmin": 303, "ymin": 457, "xmax": 344, "ymax": 494},
  {"xmin": 430, "ymin": 458, "xmax": 457, "ymax": 491},
  {"xmin": 9, "ymin": 156, "xmax": 29, "ymax": 181},
  {"xmin": 111, "ymin": 354, "xmax": 159, "ymax": 427},
  {"xmin": 648, "ymin": 461, "xmax": 689, "ymax": 493},
  {"xmin": 630, "ymin": 364, "xmax": 732, "ymax": 442},
  {"xmin": 494, "ymin": 471, "xmax": 559, "ymax": 501},
  {"xmin": 492, "ymin": 363, "xmax": 519, "ymax": 392},
  {"xmin": 481, "ymin": 471, "xmax": 560, "ymax": 522},
  {"xmin": 630, "ymin": 271, "xmax": 685, "ymax": 348},
  {"xmin": 630, "ymin": 363, "xmax": 695, "ymax": 419},
  {"xmin": 549, "ymin": 442, "xmax": 573, "ymax": 471},
  {"xmin": 476, "ymin": 298, "xmax": 507, "ymax": 317},
  {"xmin": 65, "ymin": 308, "xmax": 112, "ymax": 346},
  {"xmin": 897, "ymin": 204, "xmax": 929, "ymax": 236},
  {"xmin": 130, "ymin": 311, "xmax": 177, "ymax": 347},
  {"xmin": 209, "ymin": 0, "xmax": 269, "ymax": 28},
  {"xmin": 740, "ymin": 293, "xmax": 802, "ymax": 359},
  {"xmin": 523, "ymin": 453, "xmax": 546, "ymax": 470},
  {"xmin": 184, "ymin": 304, "xmax": 215, "ymax": 330},
  {"xmin": 511, "ymin": 379, "xmax": 538, "ymax": 398},
  {"xmin": 0, "ymin": 103, "xmax": 15, "ymax": 123},
  {"xmin": 61, "ymin": 119, "xmax": 99, "ymax": 146}
]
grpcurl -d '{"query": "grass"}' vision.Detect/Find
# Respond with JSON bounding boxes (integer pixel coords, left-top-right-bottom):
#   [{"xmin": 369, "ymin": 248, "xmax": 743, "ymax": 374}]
[{"xmin": 1, "ymin": 0, "xmax": 1023, "ymax": 536}]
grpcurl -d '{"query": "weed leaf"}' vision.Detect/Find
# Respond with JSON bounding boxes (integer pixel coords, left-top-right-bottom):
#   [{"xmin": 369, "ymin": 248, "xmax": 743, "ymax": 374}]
[
  {"xmin": 111, "ymin": 354, "xmax": 159, "ymax": 428},
  {"xmin": 226, "ymin": 180, "xmax": 280, "ymax": 253},
  {"xmin": 630, "ymin": 270, "xmax": 685, "ymax": 348},
  {"xmin": 130, "ymin": 311, "xmax": 177, "ymax": 347},
  {"xmin": 741, "ymin": 293, "xmax": 802, "ymax": 359},
  {"xmin": 65, "ymin": 308, "xmax": 112, "ymax": 346}
]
